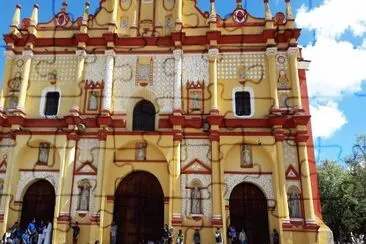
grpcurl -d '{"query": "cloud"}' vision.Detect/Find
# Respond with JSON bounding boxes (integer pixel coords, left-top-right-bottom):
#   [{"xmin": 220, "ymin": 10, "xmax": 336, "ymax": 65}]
[
  {"xmin": 310, "ymin": 102, "xmax": 347, "ymax": 139},
  {"xmin": 295, "ymin": 0, "xmax": 366, "ymax": 138}
]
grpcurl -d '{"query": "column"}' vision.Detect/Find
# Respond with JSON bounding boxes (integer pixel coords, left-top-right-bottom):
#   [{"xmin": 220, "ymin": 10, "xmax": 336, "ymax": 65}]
[
  {"xmin": 266, "ymin": 47, "xmax": 279, "ymax": 110},
  {"xmin": 171, "ymin": 139, "xmax": 182, "ymax": 224},
  {"xmin": 102, "ymin": 50, "xmax": 115, "ymax": 114},
  {"xmin": 16, "ymin": 50, "xmax": 33, "ymax": 112},
  {"xmin": 208, "ymin": 48, "xmax": 219, "ymax": 113},
  {"xmin": 54, "ymin": 134, "xmax": 77, "ymax": 243},
  {"xmin": 70, "ymin": 49, "xmax": 86, "ymax": 113},
  {"xmin": 211, "ymin": 138, "xmax": 222, "ymax": 222},
  {"xmin": 288, "ymin": 47, "xmax": 302, "ymax": 109},
  {"xmin": 0, "ymin": 51, "xmax": 15, "ymax": 111},
  {"xmin": 173, "ymin": 49, "xmax": 183, "ymax": 114},
  {"xmin": 93, "ymin": 137, "xmax": 106, "ymax": 217},
  {"xmin": 298, "ymin": 142, "xmax": 316, "ymax": 225}
]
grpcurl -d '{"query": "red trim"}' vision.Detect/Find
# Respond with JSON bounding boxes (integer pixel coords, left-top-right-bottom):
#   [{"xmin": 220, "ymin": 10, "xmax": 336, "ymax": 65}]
[
  {"xmin": 18, "ymin": 169, "xmax": 59, "ymax": 172},
  {"xmin": 74, "ymin": 161, "xmax": 97, "ymax": 175},
  {"xmin": 114, "ymin": 160, "xmax": 166, "ymax": 163},
  {"xmin": 181, "ymin": 158, "xmax": 211, "ymax": 174},
  {"xmin": 224, "ymin": 171, "xmax": 272, "ymax": 175},
  {"xmin": 285, "ymin": 164, "xmax": 300, "ymax": 180}
]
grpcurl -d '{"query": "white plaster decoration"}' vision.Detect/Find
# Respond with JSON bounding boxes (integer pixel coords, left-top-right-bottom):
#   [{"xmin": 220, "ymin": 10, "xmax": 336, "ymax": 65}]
[
  {"xmin": 182, "ymin": 55, "xmax": 209, "ymax": 85},
  {"xmin": 22, "ymin": 50, "xmax": 34, "ymax": 59},
  {"xmin": 4, "ymin": 50, "xmax": 15, "ymax": 59},
  {"xmin": 276, "ymin": 52, "xmax": 289, "ymax": 72},
  {"xmin": 181, "ymin": 139, "xmax": 211, "ymax": 167},
  {"xmin": 208, "ymin": 48, "xmax": 219, "ymax": 60},
  {"xmin": 152, "ymin": 56, "xmax": 174, "ymax": 113},
  {"xmin": 11, "ymin": 56, "xmax": 25, "ymax": 79},
  {"xmin": 71, "ymin": 175, "xmax": 97, "ymax": 217},
  {"xmin": 173, "ymin": 50, "xmax": 183, "ymax": 111},
  {"xmin": 113, "ymin": 55, "xmax": 137, "ymax": 113},
  {"xmin": 29, "ymin": 55, "xmax": 77, "ymax": 82},
  {"xmin": 283, "ymin": 140, "xmax": 298, "ymax": 168},
  {"xmin": 181, "ymin": 174, "xmax": 212, "ymax": 218},
  {"xmin": 287, "ymin": 47, "xmax": 299, "ymax": 57},
  {"xmin": 16, "ymin": 171, "xmax": 58, "ymax": 201},
  {"xmin": 102, "ymin": 50, "xmax": 115, "ymax": 112},
  {"xmin": 76, "ymin": 139, "xmax": 100, "ymax": 168},
  {"xmin": 0, "ymin": 138, "xmax": 15, "ymax": 161},
  {"xmin": 85, "ymin": 55, "xmax": 106, "ymax": 82},
  {"xmin": 218, "ymin": 53, "xmax": 266, "ymax": 80},
  {"xmin": 265, "ymin": 47, "xmax": 277, "ymax": 57},
  {"xmin": 224, "ymin": 174, "xmax": 275, "ymax": 207}
]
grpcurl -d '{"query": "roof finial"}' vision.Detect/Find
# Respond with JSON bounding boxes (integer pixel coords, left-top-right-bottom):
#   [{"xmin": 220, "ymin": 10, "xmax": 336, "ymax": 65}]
[
  {"xmin": 264, "ymin": 0, "xmax": 272, "ymax": 20},
  {"xmin": 236, "ymin": 0, "xmax": 243, "ymax": 9},
  {"xmin": 10, "ymin": 4, "xmax": 21, "ymax": 34},
  {"xmin": 209, "ymin": 0, "xmax": 217, "ymax": 22},
  {"xmin": 82, "ymin": 1, "xmax": 90, "ymax": 25},
  {"xmin": 61, "ymin": 0, "xmax": 68, "ymax": 12},
  {"xmin": 30, "ymin": 4, "xmax": 39, "ymax": 26},
  {"xmin": 285, "ymin": 0, "xmax": 294, "ymax": 19}
]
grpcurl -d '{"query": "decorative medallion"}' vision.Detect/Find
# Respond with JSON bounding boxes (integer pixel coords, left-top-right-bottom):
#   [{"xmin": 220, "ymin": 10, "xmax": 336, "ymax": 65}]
[
  {"xmin": 274, "ymin": 12, "xmax": 286, "ymax": 25},
  {"xmin": 9, "ymin": 72, "xmax": 22, "ymax": 91},
  {"xmin": 233, "ymin": 9, "xmax": 247, "ymax": 24},
  {"xmin": 54, "ymin": 12, "xmax": 70, "ymax": 27},
  {"xmin": 277, "ymin": 55, "xmax": 287, "ymax": 65}
]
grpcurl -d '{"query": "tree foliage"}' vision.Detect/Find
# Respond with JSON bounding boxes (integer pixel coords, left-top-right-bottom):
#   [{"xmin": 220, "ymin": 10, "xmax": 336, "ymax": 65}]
[{"xmin": 317, "ymin": 135, "xmax": 366, "ymax": 243}]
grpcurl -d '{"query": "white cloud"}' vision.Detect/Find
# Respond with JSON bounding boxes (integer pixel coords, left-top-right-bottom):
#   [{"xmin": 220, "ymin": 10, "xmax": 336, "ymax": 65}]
[
  {"xmin": 310, "ymin": 102, "xmax": 347, "ymax": 139},
  {"xmin": 295, "ymin": 0, "xmax": 366, "ymax": 138},
  {"xmin": 296, "ymin": 0, "xmax": 366, "ymax": 38}
]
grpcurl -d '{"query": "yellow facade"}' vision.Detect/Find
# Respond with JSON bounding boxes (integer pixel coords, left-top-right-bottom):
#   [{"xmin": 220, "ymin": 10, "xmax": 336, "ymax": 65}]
[{"xmin": 0, "ymin": 0, "xmax": 333, "ymax": 243}]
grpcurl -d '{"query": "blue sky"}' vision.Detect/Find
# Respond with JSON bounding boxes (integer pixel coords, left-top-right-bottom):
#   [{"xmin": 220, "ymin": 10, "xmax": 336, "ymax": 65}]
[{"xmin": 0, "ymin": 0, "xmax": 365, "ymax": 164}]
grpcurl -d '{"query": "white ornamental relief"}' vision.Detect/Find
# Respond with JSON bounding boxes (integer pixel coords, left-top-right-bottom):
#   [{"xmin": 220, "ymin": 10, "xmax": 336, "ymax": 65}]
[
  {"xmin": 218, "ymin": 53, "xmax": 266, "ymax": 80},
  {"xmin": 85, "ymin": 55, "xmax": 106, "ymax": 82},
  {"xmin": 183, "ymin": 55, "xmax": 209, "ymax": 84},
  {"xmin": 29, "ymin": 55, "xmax": 77, "ymax": 82},
  {"xmin": 181, "ymin": 139, "xmax": 211, "ymax": 167},
  {"xmin": 0, "ymin": 138, "xmax": 15, "ymax": 159},
  {"xmin": 224, "ymin": 174, "xmax": 275, "ymax": 207},
  {"xmin": 76, "ymin": 139, "xmax": 100, "ymax": 167},
  {"xmin": 152, "ymin": 56, "xmax": 174, "ymax": 113},
  {"xmin": 113, "ymin": 55, "xmax": 136, "ymax": 113},
  {"xmin": 71, "ymin": 175, "xmax": 97, "ymax": 216},
  {"xmin": 283, "ymin": 140, "xmax": 298, "ymax": 168},
  {"xmin": 181, "ymin": 174, "xmax": 212, "ymax": 218},
  {"xmin": 16, "ymin": 172, "xmax": 59, "ymax": 201}
]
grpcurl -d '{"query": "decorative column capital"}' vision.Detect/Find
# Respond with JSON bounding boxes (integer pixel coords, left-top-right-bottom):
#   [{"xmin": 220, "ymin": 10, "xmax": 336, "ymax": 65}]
[
  {"xmin": 287, "ymin": 47, "xmax": 299, "ymax": 57},
  {"xmin": 76, "ymin": 49, "xmax": 87, "ymax": 57},
  {"xmin": 4, "ymin": 50, "xmax": 15, "ymax": 59},
  {"xmin": 104, "ymin": 49, "xmax": 115, "ymax": 58},
  {"xmin": 173, "ymin": 49, "xmax": 183, "ymax": 60},
  {"xmin": 208, "ymin": 48, "xmax": 219, "ymax": 61},
  {"xmin": 22, "ymin": 50, "xmax": 33, "ymax": 59},
  {"xmin": 265, "ymin": 47, "xmax": 277, "ymax": 57}
]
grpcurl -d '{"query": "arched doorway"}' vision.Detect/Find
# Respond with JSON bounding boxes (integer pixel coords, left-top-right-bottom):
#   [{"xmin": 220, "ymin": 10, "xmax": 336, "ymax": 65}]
[
  {"xmin": 113, "ymin": 171, "xmax": 164, "ymax": 243},
  {"xmin": 133, "ymin": 100, "xmax": 156, "ymax": 131},
  {"xmin": 20, "ymin": 180, "xmax": 56, "ymax": 229},
  {"xmin": 229, "ymin": 182, "xmax": 270, "ymax": 244}
]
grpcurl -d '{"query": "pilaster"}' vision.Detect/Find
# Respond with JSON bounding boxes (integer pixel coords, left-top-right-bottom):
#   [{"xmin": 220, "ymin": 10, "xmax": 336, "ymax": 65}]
[
  {"xmin": 208, "ymin": 48, "xmax": 219, "ymax": 114},
  {"xmin": 70, "ymin": 49, "xmax": 86, "ymax": 114},
  {"xmin": 102, "ymin": 50, "xmax": 115, "ymax": 115},
  {"xmin": 266, "ymin": 47, "xmax": 280, "ymax": 111},
  {"xmin": 288, "ymin": 47, "xmax": 302, "ymax": 110},
  {"xmin": 16, "ymin": 50, "xmax": 33, "ymax": 113},
  {"xmin": 173, "ymin": 49, "xmax": 183, "ymax": 114},
  {"xmin": 0, "ymin": 51, "xmax": 15, "ymax": 111}
]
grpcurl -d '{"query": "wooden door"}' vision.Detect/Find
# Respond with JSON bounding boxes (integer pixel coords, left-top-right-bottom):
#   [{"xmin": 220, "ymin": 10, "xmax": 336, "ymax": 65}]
[
  {"xmin": 114, "ymin": 171, "xmax": 164, "ymax": 244},
  {"xmin": 20, "ymin": 180, "xmax": 56, "ymax": 229},
  {"xmin": 229, "ymin": 182, "xmax": 270, "ymax": 244},
  {"xmin": 133, "ymin": 100, "xmax": 156, "ymax": 131}
]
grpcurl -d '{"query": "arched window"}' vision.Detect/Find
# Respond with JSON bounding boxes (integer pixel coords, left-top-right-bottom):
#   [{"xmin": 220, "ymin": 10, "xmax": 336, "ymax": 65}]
[
  {"xmin": 44, "ymin": 92, "xmax": 60, "ymax": 116},
  {"xmin": 133, "ymin": 100, "xmax": 156, "ymax": 131}
]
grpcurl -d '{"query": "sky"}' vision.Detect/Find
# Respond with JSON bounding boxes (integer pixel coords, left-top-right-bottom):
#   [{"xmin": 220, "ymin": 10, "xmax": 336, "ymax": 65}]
[{"xmin": 0, "ymin": 0, "xmax": 365, "ymax": 164}]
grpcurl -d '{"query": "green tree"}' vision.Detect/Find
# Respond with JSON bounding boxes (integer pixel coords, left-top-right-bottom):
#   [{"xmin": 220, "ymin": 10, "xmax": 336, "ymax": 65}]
[{"xmin": 318, "ymin": 135, "xmax": 366, "ymax": 243}]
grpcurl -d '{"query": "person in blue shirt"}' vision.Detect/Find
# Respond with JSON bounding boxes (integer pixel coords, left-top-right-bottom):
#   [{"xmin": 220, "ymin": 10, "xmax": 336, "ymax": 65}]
[{"xmin": 26, "ymin": 219, "xmax": 37, "ymax": 244}]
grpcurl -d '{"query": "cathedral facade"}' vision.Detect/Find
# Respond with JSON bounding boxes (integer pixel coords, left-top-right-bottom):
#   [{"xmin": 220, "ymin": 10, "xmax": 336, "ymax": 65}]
[{"xmin": 0, "ymin": 0, "xmax": 333, "ymax": 243}]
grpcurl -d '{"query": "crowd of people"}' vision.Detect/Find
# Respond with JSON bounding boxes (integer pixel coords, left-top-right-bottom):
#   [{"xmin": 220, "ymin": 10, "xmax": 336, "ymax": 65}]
[{"xmin": 1, "ymin": 219, "xmax": 52, "ymax": 244}]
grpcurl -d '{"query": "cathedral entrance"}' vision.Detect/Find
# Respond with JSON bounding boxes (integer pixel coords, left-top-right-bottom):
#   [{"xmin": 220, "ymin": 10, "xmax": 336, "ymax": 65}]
[
  {"xmin": 229, "ymin": 182, "xmax": 270, "ymax": 244},
  {"xmin": 113, "ymin": 171, "xmax": 164, "ymax": 243},
  {"xmin": 20, "ymin": 180, "xmax": 56, "ymax": 229}
]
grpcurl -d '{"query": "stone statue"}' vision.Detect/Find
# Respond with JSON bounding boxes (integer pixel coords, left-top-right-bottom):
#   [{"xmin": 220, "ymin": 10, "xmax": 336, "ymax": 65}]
[
  {"xmin": 38, "ymin": 143, "xmax": 50, "ymax": 164},
  {"xmin": 88, "ymin": 91, "xmax": 98, "ymax": 110},
  {"xmin": 136, "ymin": 143, "xmax": 146, "ymax": 160},
  {"xmin": 288, "ymin": 191, "xmax": 301, "ymax": 218},
  {"xmin": 192, "ymin": 92, "xmax": 201, "ymax": 110},
  {"xmin": 78, "ymin": 182, "xmax": 90, "ymax": 211},
  {"xmin": 241, "ymin": 145, "xmax": 252, "ymax": 166},
  {"xmin": 9, "ymin": 96, "xmax": 18, "ymax": 109},
  {"xmin": 191, "ymin": 187, "xmax": 202, "ymax": 214},
  {"xmin": 11, "ymin": 72, "xmax": 21, "ymax": 91}
]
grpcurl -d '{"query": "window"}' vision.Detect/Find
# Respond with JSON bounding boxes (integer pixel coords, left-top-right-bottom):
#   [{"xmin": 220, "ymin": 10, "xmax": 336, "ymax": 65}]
[
  {"xmin": 232, "ymin": 87, "xmax": 254, "ymax": 118},
  {"xmin": 133, "ymin": 100, "xmax": 156, "ymax": 131},
  {"xmin": 44, "ymin": 92, "xmax": 60, "ymax": 116}
]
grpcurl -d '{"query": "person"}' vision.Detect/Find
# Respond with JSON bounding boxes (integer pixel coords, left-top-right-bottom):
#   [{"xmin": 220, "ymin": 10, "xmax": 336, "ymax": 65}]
[
  {"xmin": 72, "ymin": 222, "xmax": 80, "ymax": 244},
  {"xmin": 273, "ymin": 229, "xmax": 279, "ymax": 244},
  {"xmin": 167, "ymin": 226, "xmax": 173, "ymax": 244},
  {"xmin": 229, "ymin": 225, "xmax": 237, "ymax": 243},
  {"xmin": 176, "ymin": 229, "xmax": 183, "ymax": 244},
  {"xmin": 43, "ymin": 221, "xmax": 52, "ymax": 244},
  {"xmin": 110, "ymin": 221, "xmax": 117, "ymax": 244},
  {"xmin": 193, "ymin": 229, "xmax": 200, "ymax": 244},
  {"xmin": 239, "ymin": 229, "xmax": 247, "ymax": 244},
  {"xmin": 37, "ymin": 220, "xmax": 46, "ymax": 244},
  {"xmin": 162, "ymin": 224, "xmax": 169, "ymax": 243},
  {"xmin": 26, "ymin": 219, "xmax": 37, "ymax": 244},
  {"xmin": 215, "ymin": 228, "xmax": 223, "ymax": 244}
]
